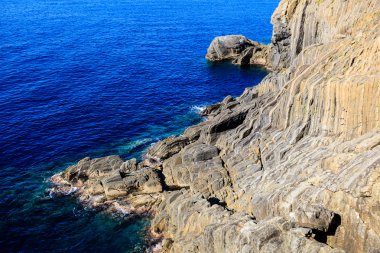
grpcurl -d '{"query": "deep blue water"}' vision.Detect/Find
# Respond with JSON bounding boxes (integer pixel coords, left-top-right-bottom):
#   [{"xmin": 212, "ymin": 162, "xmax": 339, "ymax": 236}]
[{"xmin": 0, "ymin": 0, "xmax": 278, "ymax": 252}]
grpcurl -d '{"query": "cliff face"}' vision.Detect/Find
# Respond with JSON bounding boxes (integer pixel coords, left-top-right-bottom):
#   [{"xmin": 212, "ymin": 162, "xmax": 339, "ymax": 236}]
[
  {"xmin": 52, "ymin": 0, "xmax": 380, "ymax": 252},
  {"xmin": 270, "ymin": 0, "xmax": 380, "ymax": 139}
]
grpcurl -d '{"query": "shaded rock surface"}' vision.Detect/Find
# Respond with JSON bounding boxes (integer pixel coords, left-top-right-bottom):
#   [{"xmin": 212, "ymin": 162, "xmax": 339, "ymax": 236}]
[{"xmin": 52, "ymin": 0, "xmax": 380, "ymax": 252}]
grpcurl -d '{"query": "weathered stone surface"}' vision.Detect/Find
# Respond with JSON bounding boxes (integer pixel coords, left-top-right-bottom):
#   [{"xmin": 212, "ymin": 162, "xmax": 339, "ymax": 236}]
[
  {"xmin": 205, "ymin": 35, "xmax": 253, "ymax": 61},
  {"xmin": 183, "ymin": 121, "xmax": 209, "ymax": 142},
  {"xmin": 201, "ymin": 95, "xmax": 239, "ymax": 119},
  {"xmin": 147, "ymin": 136, "xmax": 189, "ymax": 160},
  {"xmin": 62, "ymin": 155, "xmax": 123, "ymax": 183},
  {"xmin": 101, "ymin": 172, "xmax": 126, "ymax": 199},
  {"xmin": 119, "ymin": 158, "xmax": 138, "ymax": 174},
  {"xmin": 291, "ymin": 204, "xmax": 337, "ymax": 232},
  {"xmin": 205, "ymin": 35, "xmax": 272, "ymax": 67},
  {"xmin": 151, "ymin": 191, "xmax": 344, "ymax": 253},
  {"xmin": 54, "ymin": 156, "xmax": 164, "ymax": 212},
  {"xmin": 182, "ymin": 143, "xmax": 219, "ymax": 164}
]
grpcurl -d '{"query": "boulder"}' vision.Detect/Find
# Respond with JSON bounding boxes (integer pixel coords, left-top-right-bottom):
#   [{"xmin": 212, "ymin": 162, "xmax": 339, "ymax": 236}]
[
  {"xmin": 205, "ymin": 35, "xmax": 271, "ymax": 67},
  {"xmin": 291, "ymin": 205, "xmax": 338, "ymax": 232},
  {"xmin": 205, "ymin": 35, "xmax": 254, "ymax": 62}
]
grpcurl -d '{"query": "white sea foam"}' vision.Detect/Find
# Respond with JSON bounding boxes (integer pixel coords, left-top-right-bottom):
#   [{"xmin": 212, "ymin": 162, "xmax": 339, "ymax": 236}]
[
  {"xmin": 152, "ymin": 242, "xmax": 163, "ymax": 253},
  {"xmin": 48, "ymin": 185, "xmax": 78, "ymax": 198},
  {"xmin": 112, "ymin": 202, "xmax": 130, "ymax": 216},
  {"xmin": 66, "ymin": 186, "xmax": 78, "ymax": 195},
  {"xmin": 190, "ymin": 105, "xmax": 206, "ymax": 114}
]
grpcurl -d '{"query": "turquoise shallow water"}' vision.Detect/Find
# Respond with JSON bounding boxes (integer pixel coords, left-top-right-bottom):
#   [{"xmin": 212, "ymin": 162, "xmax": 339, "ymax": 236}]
[{"xmin": 0, "ymin": 0, "xmax": 279, "ymax": 251}]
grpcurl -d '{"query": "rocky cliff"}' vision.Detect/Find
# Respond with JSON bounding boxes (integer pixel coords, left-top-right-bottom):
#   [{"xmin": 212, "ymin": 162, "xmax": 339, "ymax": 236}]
[{"xmin": 51, "ymin": 0, "xmax": 380, "ymax": 252}]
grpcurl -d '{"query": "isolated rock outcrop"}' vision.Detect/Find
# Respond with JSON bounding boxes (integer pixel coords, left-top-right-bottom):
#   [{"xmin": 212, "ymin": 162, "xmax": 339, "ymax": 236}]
[
  {"xmin": 52, "ymin": 0, "xmax": 380, "ymax": 252},
  {"xmin": 205, "ymin": 35, "xmax": 272, "ymax": 67}
]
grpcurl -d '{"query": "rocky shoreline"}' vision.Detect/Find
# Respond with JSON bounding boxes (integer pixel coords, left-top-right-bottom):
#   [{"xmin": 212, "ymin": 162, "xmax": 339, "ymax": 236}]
[{"xmin": 51, "ymin": 0, "xmax": 380, "ymax": 252}]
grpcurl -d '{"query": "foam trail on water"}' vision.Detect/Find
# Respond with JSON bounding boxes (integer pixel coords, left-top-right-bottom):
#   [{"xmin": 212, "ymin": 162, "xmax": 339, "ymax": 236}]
[
  {"xmin": 190, "ymin": 105, "xmax": 207, "ymax": 114},
  {"xmin": 117, "ymin": 138, "xmax": 153, "ymax": 153}
]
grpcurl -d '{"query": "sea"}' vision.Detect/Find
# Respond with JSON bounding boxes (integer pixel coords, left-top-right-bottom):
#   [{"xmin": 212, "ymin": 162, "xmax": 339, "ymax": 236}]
[{"xmin": 0, "ymin": 0, "xmax": 279, "ymax": 252}]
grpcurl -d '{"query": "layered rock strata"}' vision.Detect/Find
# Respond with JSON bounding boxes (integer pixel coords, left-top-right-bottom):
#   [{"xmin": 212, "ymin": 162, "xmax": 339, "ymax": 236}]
[{"xmin": 51, "ymin": 0, "xmax": 380, "ymax": 252}]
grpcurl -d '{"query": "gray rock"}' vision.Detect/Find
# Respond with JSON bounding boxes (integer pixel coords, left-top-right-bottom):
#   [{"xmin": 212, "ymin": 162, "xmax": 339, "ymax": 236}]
[
  {"xmin": 147, "ymin": 136, "xmax": 189, "ymax": 160},
  {"xmin": 62, "ymin": 155, "xmax": 123, "ymax": 183},
  {"xmin": 205, "ymin": 35, "xmax": 254, "ymax": 62},
  {"xmin": 101, "ymin": 172, "xmax": 127, "ymax": 199},
  {"xmin": 119, "ymin": 158, "xmax": 138, "ymax": 174},
  {"xmin": 291, "ymin": 205, "xmax": 337, "ymax": 232},
  {"xmin": 205, "ymin": 35, "xmax": 272, "ymax": 67},
  {"xmin": 182, "ymin": 144, "xmax": 219, "ymax": 164}
]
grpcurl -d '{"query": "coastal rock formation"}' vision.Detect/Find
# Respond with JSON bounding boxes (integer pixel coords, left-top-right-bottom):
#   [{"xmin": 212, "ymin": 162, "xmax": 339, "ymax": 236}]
[
  {"xmin": 52, "ymin": 0, "xmax": 380, "ymax": 252},
  {"xmin": 152, "ymin": 191, "xmax": 344, "ymax": 253},
  {"xmin": 51, "ymin": 156, "xmax": 164, "ymax": 214},
  {"xmin": 205, "ymin": 35, "xmax": 272, "ymax": 67}
]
